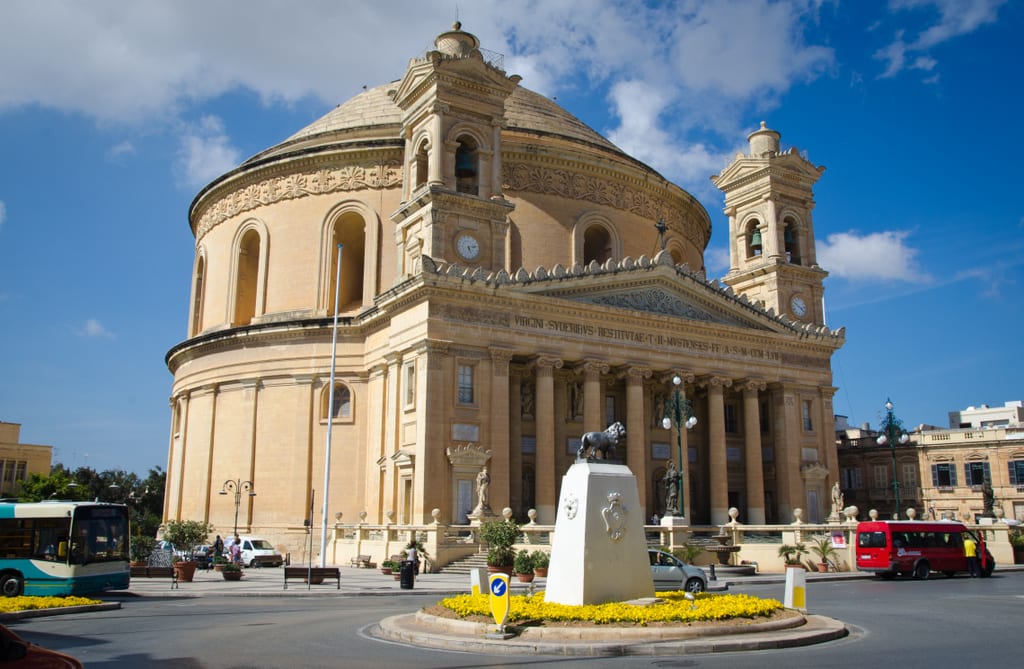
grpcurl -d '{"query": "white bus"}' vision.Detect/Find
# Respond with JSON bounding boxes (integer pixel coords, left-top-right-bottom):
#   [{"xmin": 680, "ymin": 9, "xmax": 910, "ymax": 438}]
[{"xmin": 0, "ymin": 500, "xmax": 130, "ymax": 596}]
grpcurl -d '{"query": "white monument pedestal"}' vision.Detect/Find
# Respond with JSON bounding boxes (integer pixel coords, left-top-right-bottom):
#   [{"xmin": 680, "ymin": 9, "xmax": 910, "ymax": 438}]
[{"xmin": 544, "ymin": 462, "xmax": 655, "ymax": 606}]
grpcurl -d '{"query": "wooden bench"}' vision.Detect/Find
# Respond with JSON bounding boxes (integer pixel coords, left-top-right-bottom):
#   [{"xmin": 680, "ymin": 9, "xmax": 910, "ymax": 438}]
[
  {"xmin": 348, "ymin": 554, "xmax": 376, "ymax": 569},
  {"xmin": 283, "ymin": 566, "xmax": 341, "ymax": 589},
  {"xmin": 129, "ymin": 565, "xmax": 178, "ymax": 589}
]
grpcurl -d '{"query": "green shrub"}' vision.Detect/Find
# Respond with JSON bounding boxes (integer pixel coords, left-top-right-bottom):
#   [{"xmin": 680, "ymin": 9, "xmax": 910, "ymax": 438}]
[{"xmin": 514, "ymin": 549, "xmax": 533, "ymax": 574}]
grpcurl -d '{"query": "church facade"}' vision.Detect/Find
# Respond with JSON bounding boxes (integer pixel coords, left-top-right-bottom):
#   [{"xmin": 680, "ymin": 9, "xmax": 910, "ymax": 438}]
[{"xmin": 163, "ymin": 24, "xmax": 844, "ymax": 557}]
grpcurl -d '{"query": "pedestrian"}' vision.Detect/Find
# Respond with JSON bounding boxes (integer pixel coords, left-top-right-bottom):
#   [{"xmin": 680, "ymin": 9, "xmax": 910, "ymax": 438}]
[
  {"xmin": 963, "ymin": 534, "xmax": 979, "ymax": 577},
  {"xmin": 213, "ymin": 534, "xmax": 224, "ymax": 557},
  {"xmin": 230, "ymin": 535, "xmax": 242, "ymax": 565},
  {"xmin": 406, "ymin": 541, "xmax": 419, "ymax": 574}
]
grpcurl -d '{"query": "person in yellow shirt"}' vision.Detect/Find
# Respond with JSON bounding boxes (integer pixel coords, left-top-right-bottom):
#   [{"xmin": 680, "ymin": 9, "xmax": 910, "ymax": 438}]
[{"xmin": 963, "ymin": 535, "xmax": 979, "ymax": 577}]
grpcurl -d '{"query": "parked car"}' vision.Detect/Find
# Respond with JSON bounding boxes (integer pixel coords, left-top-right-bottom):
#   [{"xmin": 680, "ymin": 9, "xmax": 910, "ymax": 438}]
[
  {"xmin": 0, "ymin": 623, "xmax": 84, "ymax": 668},
  {"xmin": 235, "ymin": 536, "xmax": 284, "ymax": 568},
  {"xmin": 648, "ymin": 549, "xmax": 707, "ymax": 592}
]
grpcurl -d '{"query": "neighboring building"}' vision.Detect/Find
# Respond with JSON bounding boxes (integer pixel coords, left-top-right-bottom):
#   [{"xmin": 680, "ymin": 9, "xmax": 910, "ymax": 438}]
[
  {"xmin": 949, "ymin": 401, "xmax": 1024, "ymax": 429},
  {"xmin": 0, "ymin": 422, "xmax": 53, "ymax": 498},
  {"xmin": 836, "ymin": 419, "xmax": 921, "ymax": 519},
  {"xmin": 837, "ymin": 404, "xmax": 1024, "ymax": 523},
  {"xmin": 163, "ymin": 23, "xmax": 845, "ymax": 559},
  {"xmin": 916, "ymin": 426, "xmax": 1024, "ymax": 522}
]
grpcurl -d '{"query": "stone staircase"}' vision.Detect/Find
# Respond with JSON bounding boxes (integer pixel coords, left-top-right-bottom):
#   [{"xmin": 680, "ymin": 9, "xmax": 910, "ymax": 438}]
[{"xmin": 438, "ymin": 550, "xmax": 489, "ymax": 575}]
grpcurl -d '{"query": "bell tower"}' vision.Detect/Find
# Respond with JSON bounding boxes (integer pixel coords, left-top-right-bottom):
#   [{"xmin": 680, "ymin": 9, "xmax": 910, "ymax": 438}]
[
  {"xmin": 712, "ymin": 122, "xmax": 828, "ymax": 325},
  {"xmin": 390, "ymin": 23, "xmax": 519, "ymax": 278}
]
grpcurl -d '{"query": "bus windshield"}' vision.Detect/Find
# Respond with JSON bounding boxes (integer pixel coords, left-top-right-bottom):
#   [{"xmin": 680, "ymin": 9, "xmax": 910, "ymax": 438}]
[{"xmin": 68, "ymin": 506, "xmax": 129, "ymax": 565}]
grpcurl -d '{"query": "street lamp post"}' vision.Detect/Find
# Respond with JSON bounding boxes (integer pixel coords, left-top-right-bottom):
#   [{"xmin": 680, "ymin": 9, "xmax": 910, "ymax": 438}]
[
  {"xmin": 876, "ymin": 399, "xmax": 909, "ymax": 519},
  {"xmin": 662, "ymin": 375, "xmax": 697, "ymax": 518},
  {"xmin": 219, "ymin": 479, "xmax": 256, "ymax": 537}
]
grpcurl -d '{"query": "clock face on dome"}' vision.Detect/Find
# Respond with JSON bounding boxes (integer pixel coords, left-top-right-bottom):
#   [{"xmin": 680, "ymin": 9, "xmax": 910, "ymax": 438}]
[
  {"xmin": 790, "ymin": 295, "xmax": 807, "ymax": 318},
  {"xmin": 456, "ymin": 233, "xmax": 480, "ymax": 261}
]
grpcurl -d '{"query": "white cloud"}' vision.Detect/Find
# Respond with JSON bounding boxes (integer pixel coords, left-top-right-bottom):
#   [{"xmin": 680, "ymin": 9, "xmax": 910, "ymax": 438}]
[
  {"xmin": 176, "ymin": 116, "xmax": 240, "ymax": 189},
  {"xmin": 108, "ymin": 140, "xmax": 135, "ymax": 159},
  {"xmin": 816, "ymin": 230, "xmax": 931, "ymax": 282},
  {"xmin": 876, "ymin": 0, "xmax": 1006, "ymax": 78},
  {"xmin": 78, "ymin": 318, "xmax": 115, "ymax": 338}
]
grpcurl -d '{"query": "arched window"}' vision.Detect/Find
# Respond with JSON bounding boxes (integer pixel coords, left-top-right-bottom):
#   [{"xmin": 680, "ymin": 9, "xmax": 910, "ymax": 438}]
[
  {"xmin": 233, "ymin": 229, "xmax": 260, "ymax": 326},
  {"xmin": 583, "ymin": 225, "xmax": 612, "ymax": 264},
  {"xmin": 745, "ymin": 219, "xmax": 763, "ymax": 258},
  {"xmin": 321, "ymin": 382, "xmax": 353, "ymax": 421},
  {"xmin": 454, "ymin": 136, "xmax": 479, "ymax": 195},
  {"xmin": 329, "ymin": 212, "xmax": 366, "ymax": 314},
  {"xmin": 784, "ymin": 218, "xmax": 801, "ymax": 265},
  {"xmin": 190, "ymin": 254, "xmax": 206, "ymax": 336},
  {"xmin": 414, "ymin": 139, "xmax": 429, "ymax": 191}
]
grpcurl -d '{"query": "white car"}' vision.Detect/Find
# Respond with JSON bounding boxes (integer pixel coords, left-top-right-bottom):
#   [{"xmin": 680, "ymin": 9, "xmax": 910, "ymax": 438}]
[
  {"xmin": 648, "ymin": 549, "xmax": 707, "ymax": 593},
  {"xmin": 233, "ymin": 536, "xmax": 284, "ymax": 568}
]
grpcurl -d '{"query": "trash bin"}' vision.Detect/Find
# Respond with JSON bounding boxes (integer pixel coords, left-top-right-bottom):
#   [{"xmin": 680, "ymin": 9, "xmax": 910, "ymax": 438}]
[{"xmin": 400, "ymin": 560, "xmax": 415, "ymax": 589}]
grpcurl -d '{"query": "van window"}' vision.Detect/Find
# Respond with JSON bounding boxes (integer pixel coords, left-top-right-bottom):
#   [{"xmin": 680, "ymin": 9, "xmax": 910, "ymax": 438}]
[{"xmin": 858, "ymin": 531, "xmax": 887, "ymax": 548}]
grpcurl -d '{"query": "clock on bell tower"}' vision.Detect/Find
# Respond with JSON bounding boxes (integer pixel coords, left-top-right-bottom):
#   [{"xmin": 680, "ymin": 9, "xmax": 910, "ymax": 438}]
[{"xmin": 712, "ymin": 122, "xmax": 828, "ymax": 325}]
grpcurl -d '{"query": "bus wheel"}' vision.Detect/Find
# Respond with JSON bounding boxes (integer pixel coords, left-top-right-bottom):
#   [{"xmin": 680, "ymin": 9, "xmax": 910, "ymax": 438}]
[
  {"xmin": 0, "ymin": 574, "xmax": 24, "ymax": 597},
  {"xmin": 913, "ymin": 561, "xmax": 930, "ymax": 580}
]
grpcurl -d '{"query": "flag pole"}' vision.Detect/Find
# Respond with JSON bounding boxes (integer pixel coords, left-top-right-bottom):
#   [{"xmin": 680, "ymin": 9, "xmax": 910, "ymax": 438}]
[{"xmin": 320, "ymin": 243, "xmax": 342, "ymax": 567}]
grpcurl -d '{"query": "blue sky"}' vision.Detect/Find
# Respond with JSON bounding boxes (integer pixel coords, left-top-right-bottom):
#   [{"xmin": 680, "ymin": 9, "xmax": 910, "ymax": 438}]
[{"xmin": 1, "ymin": 0, "xmax": 1021, "ymax": 475}]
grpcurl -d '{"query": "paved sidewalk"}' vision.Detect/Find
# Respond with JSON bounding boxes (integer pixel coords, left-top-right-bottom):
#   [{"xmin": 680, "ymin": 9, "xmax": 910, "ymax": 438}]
[{"xmin": 118, "ymin": 564, "xmax": 875, "ymax": 599}]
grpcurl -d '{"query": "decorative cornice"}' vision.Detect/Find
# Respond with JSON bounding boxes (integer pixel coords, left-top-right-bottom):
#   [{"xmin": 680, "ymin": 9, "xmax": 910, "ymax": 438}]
[
  {"xmin": 194, "ymin": 158, "xmax": 402, "ymax": 242},
  {"xmin": 501, "ymin": 160, "xmax": 707, "ymax": 248}
]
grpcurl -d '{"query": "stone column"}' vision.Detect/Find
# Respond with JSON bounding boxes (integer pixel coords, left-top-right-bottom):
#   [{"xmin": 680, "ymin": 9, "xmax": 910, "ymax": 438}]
[
  {"xmin": 582, "ymin": 360, "xmax": 609, "ymax": 433},
  {"xmin": 626, "ymin": 366, "xmax": 651, "ymax": 508},
  {"xmin": 763, "ymin": 196, "xmax": 781, "ymax": 261},
  {"xmin": 489, "ymin": 348, "xmax": 513, "ymax": 513},
  {"xmin": 534, "ymin": 356, "xmax": 563, "ymax": 523},
  {"xmin": 742, "ymin": 380, "xmax": 767, "ymax": 524},
  {"xmin": 429, "ymin": 106, "xmax": 445, "ymax": 186},
  {"xmin": 509, "ymin": 367, "xmax": 523, "ymax": 515},
  {"xmin": 705, "ymin": 377, "xmax": 731, "ymax": 526},
  {"xmin": 773, "ymin": 386, "xmax": 801, "ymax": 522},
  {"xmin": 381, "ymin": 353, "xmax": 402, "ymax": 523}
]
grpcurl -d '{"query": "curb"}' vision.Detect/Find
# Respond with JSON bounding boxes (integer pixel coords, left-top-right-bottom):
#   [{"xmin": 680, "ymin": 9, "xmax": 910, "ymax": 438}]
[
  {"xmin": 374, "ymin": 611, "xmax": 848, "ymax": 656},
  {"xmin": 0, "ymin": 602, "xmax": 121, "ymax": 621}
]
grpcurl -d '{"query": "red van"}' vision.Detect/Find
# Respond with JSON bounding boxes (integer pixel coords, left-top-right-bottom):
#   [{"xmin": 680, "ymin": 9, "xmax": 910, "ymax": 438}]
[{"xmin": 855, "ymin": 520, "xmax": 995, "ymax": 580}]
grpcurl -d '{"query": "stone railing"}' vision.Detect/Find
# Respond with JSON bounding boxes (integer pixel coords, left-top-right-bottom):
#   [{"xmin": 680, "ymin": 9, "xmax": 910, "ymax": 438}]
[{"xmin": 324, "ymin": 508, "xmax": 1016, "ymax": 574}]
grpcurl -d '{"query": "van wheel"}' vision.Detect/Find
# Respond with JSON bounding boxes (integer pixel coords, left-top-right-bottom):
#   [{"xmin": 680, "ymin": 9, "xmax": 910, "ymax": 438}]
[
  {"xmin": 249, "ymin": 559, "xmax": 258, "ymax": 568},
  {"xmin": 913, "ymin": 562, "xmax": 930, "ymax": 580},
  {"xmin": 0, "ymin": 573, "xmax": 24, "ymax": 597}
]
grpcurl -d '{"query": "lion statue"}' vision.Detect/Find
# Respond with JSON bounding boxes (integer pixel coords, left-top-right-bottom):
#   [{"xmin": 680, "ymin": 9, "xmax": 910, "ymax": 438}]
[{"xmin": 576, "ymin": 422, "xmax": 626, "ymax": 461}]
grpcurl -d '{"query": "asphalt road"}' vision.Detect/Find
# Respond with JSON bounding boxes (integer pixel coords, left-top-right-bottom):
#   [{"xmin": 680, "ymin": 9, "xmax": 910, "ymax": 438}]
[{"xmin": 9, "ymin": 571, "xmax": 1023, "ymax": 668}]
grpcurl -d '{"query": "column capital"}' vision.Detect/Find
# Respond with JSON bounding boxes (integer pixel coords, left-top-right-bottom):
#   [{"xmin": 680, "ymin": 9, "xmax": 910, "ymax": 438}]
[
  {"xmin": 531, "ymin": 355, "xmax": 564, "ymax": 371},
  {"xmin": 578, "ymin": 360, "xmax": 610, "ymax": 376},
  {"xmin": 739, "ymin": 379, "xmax": 767, "ymax": 393},
  {"xmin": 488, "ymin": 347, "xmax": 514, "ymax": 365},
  {"xmin": 625, "ymin": 366, "xmax": 653, "ymax": 382},
  {"xmin": 699, "ymin": 376, "xmax": 733, "ymax": 390}
]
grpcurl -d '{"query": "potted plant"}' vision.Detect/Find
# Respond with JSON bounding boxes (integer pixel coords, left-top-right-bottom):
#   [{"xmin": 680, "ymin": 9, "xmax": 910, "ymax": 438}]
[
  {"xmin": 161, "ymin": 519, "xmax": 212, "ymax": 583},
  {"xmin": 531, "ymin": 550, "xmax": 550, "ymax": 578},
  {"xmin": 777, "ymin": 542, "xmax": 808, "ymax": 569},
  {"xmin": 380, "ymin": 560, "xmax": 399, "ymax": 575},
  {"xmin": 1010, "ymin": 529, "xmax": 1024, "ymax": 564},
  {"xmin": 212, "ymin": 554, "xmax": 229, "ymax": 572},
  {"xmin": 514, "ymin": 549, "xmax": 534, "ymax": 582},
  {"xmin": 480, "ymin": 518, "xmax": 520, "ymax": 575},
  {"xmin": 810, "ymin": 534, "xmax": 839, "ymax": 572},
  {"xmin": 129, "ymin": 535, "xmax": 156, "ymax": 566},
  {"xmin": 221, "ymin": 561, "xmax": 243, "ymax": 581}
]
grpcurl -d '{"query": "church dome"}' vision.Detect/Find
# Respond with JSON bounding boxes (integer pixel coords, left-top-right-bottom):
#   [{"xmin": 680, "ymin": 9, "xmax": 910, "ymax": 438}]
[{"xmin": 245, "ymin": 81, "xmax": 625, "ymax": 166}]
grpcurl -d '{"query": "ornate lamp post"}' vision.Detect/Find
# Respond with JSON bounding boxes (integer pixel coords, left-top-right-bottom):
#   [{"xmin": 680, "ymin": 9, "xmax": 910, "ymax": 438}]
[
  {"xmin": 662, "ymin": 375, "xmax": 698, "ymax": 518},
  {"xmin": 219, "ymin": 479, "xmax": 256, "ymax": 537},
  {"xmin": 876, "ymin": 399, "xmax": 909, "ymax": 519}
]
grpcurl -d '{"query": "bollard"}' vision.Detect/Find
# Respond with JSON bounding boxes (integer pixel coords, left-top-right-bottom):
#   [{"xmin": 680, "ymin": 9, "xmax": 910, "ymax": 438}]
[
  {"xmin": 709, "ymin": 563, "xmax": 716, "ymax": 581},
  {"xmin": 784, "ymin": 566, "xmax": 806, "ymax": 612}
]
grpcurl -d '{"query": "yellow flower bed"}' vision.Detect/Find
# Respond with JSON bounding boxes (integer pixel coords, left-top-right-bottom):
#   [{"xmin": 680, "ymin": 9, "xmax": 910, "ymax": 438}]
[
  {"xmin": 438, "ymin": 591, "xmax": 782, "ymax": 625},
  {"xmin": 0, "ymin": 596, "xmax": 101, "ymax": 614}
]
